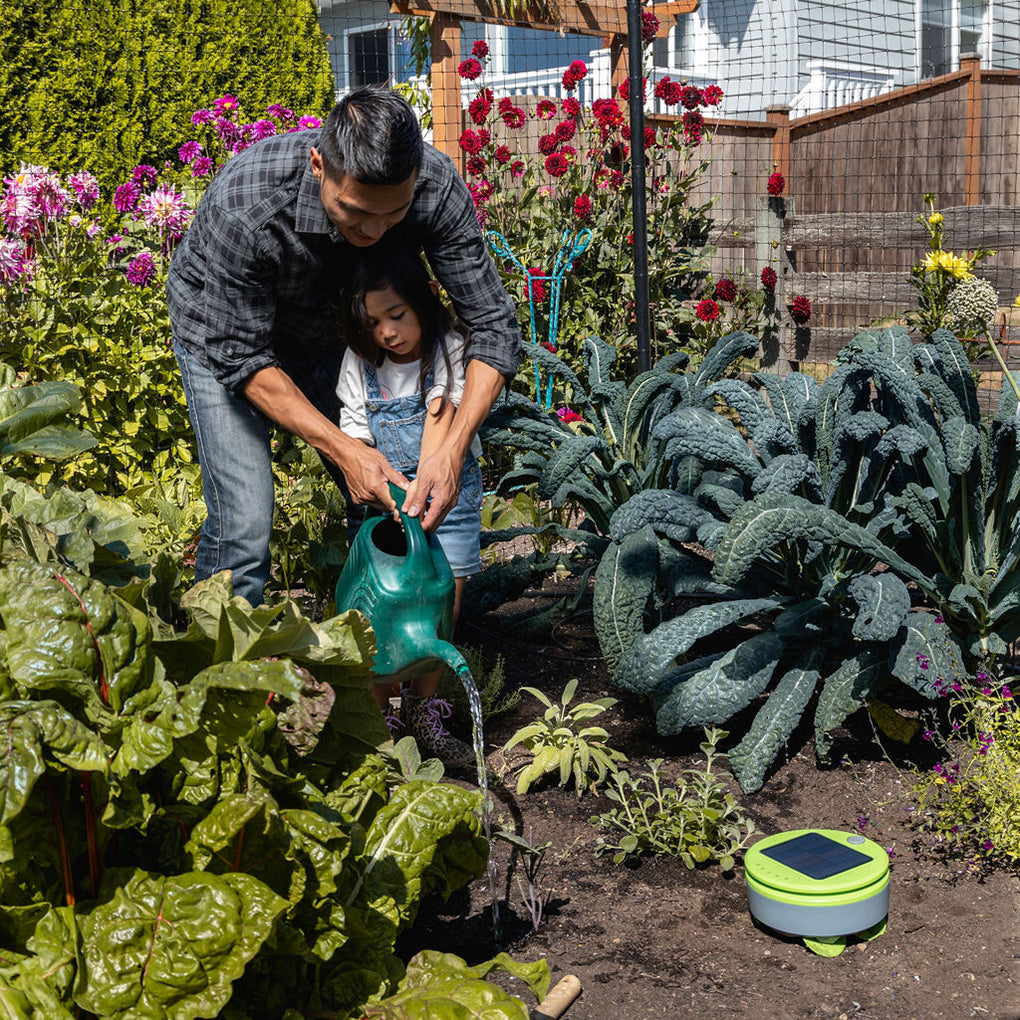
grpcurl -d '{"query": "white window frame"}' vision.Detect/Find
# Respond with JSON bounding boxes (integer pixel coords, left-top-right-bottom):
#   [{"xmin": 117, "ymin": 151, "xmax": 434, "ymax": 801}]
[
  {"xmin": 916, "ymin": 0, "xmax": 993, "ymax": 79},
  {"xmin": 343, "ymin": 20, "xmax": 396, "ymax": 89}
]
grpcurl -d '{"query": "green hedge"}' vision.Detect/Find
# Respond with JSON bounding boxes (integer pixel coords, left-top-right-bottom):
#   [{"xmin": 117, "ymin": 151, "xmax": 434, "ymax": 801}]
[{"xmin": 0, "ymin": 0, "xmax": 336, "ymax": 189}]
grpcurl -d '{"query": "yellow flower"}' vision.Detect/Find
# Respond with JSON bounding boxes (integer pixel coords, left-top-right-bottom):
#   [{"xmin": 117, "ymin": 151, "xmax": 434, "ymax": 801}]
[
  {"xmin": 928, "ymin": 213, "xmax": 943, "ymax": 225},
  {"xmin": 920, "ymin": 250, "xmax": 972, "ymax": 279},
  {"xmin": 1014, "ymin": 293, "xmax": 1020, "ymax": 307}
]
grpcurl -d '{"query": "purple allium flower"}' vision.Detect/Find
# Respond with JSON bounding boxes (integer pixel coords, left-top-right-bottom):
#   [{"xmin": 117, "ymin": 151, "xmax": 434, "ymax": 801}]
[
  {"xmin": 191, "ymin": 109, "xmax": 214, "ymax": 126},
  {"xmin": 124, "ymin": 250, "xmax": 156, "ymax": 287},
  {"xmin": 249, "ymin": 119, "xmax": 277, "ymax": 141},
  {"xmin": 113, "ymin": 181, "xmax": 141, "ymax": 213},
  {"xmin": 67, "ymin": 171, "xmax": 99, "ymax": 210},
  {"xmin": 178, "ymin": 140, "xmax": 203, "ymax": 164},
  {"xmin": 190, "ymin": 157, "xmax": 214, "ymax": 178},
  {"xmin": 0, "ymin": 238, "xmax": 30, "ymax": 285},
  {"xmin": 297, "ymin": 115, "xmax": 322, "ymax": 130},
  {"xmin": 131, "ymin": 164, "xmax": 158, "ymax": 188}
]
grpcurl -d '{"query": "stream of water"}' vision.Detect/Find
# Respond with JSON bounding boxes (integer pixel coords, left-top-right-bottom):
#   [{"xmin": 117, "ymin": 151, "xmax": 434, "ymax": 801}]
[{"xmin": 442, "ymin": 650, "xmax": 501, "ymax": 948}]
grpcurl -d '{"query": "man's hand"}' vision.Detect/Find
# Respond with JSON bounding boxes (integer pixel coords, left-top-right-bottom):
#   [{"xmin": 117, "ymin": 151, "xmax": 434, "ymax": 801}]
[
  {"xmin": 242, "ymin": 365, "xmax": 407, "ymax": 515},
  {"xmin": 404, "ymin": 444, "xmax": 463, "ymax": 531}
]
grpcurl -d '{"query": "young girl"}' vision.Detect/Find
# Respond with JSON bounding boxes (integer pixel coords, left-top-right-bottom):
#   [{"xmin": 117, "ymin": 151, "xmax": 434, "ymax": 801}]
[{"xmin": 336, "ymin": 245, "xmax": 483, "ymax": 768}]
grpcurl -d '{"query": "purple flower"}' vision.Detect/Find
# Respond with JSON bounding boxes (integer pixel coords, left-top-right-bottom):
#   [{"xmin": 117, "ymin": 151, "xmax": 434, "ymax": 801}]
[
  {"xmin": 191, "ymin": 109, "xmax": 214, "ymax": 126},
  {"xmin": 214, "ymin": 117, "xmax": 240, "ymax": 147},
  {"xmin": 113, "ymin": 181, "xmax": 141, "ymax": 213},
  {"xmin": 0, "ymin": 238, "xmax": 30, "ymax": 285},
  {"xmin": 125, "ymin": 250, "xmax": 156, "ymax": 287},
  {"xmin": 915, "ymin": 652, "xmax": 930, "ymax": 670},
  {"xmin": 178, "ymin": 141, "xmax": 203, "ymax": 164},
  {"xmin": 212, "ymin": 94, "xmax": 240, "ymax": 115},
  {"xmin": 266, "ymin": 103, "xmax": 294, "ymax": 121},
  {"xmin": 190, "ymin": 157, "xmax": 214, "ymax": 178},
  {"xmin": 131, "ymin": 164, "xmax": 158, "ymax": 188},
  {"xmin": 249, "ymin": 119, "xmax": 277, "ymax": 140},
  {"xmin": 856, "ymin": 815, "xmax": 869, "ymax": 830},
  {"xmin": 1003, "ymin": 685, "xmax": 1012, "ymax": 699},
  {"xmin": 297, "ymin": 115, "xmax": 322, "ymax": 130},
  {"xmin": 105, "ymin": 234, "xmax": 125, "ymax": 259},
  {"xmin": 922, "ymin": 729, "xmax": 935, "ymax": 741},
  {"xmin": 67, "ymin": 171, "xmax": 99, "ymax": 210},
  {"xmin": 981, "ymin": 840, "xmax": 994, "ymax": 851},
  {"xmin": 137, "ymin": 184, "xmax": 193, "ymax": 242}
]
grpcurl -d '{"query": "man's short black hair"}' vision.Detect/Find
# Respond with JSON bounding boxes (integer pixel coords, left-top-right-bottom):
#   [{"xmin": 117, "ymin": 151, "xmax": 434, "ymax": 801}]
[{"xmin": 318, "ymin": 87, "xmax": 424, "ymax": 186}]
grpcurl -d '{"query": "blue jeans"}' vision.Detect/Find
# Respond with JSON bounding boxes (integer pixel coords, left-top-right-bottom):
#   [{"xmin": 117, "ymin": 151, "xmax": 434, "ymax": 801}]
[{"xmin": 175, "ymin": 340, "xmax": 276, "ymax": 605}]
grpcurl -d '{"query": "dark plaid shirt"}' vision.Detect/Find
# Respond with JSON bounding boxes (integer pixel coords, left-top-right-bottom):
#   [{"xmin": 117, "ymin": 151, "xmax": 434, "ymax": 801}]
[{"xmin": 166, "ymin": 129, "xmax": 521, "ymax": 413}]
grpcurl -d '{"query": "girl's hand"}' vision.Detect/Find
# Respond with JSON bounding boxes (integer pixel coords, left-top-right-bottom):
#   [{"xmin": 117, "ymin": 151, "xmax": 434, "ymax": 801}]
[{"xmin": 404, "ymin": 446, "xmax": 463, "ymax": 531}]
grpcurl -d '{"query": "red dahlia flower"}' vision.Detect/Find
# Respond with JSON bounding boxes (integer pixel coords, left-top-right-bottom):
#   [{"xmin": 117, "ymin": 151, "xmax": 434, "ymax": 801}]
[
  {"xmin": 472, "ymin": 39, "xmax": 489, "ymax": 59},
  {"xmin": 458, "ymin": 129, "xmax": 483, "ymax": 155},
  {"xmin": 714, "ymin": 278, "xmax": 737, "ymax": 302},
  {"xmin": 790, "ymin": 295, "xmax": 812, "ymax": 323},
  {"xmin": 544, "ymin": 153, "xmax": 569, "ymax": 178},
  {"xmin": 767, "ymin": 171, "xmax": 785, "ymax": 196},
  {"xmin": 761, "ymin": 267, "xmax": 777, "ymax": 289},
  {"xmin": 468, "ymin": 97, "xmax": 491, "ymax": 124},
  {"xmin": 457, "ymin": 58, "xmax": 482, "ymax": 80},
  {"xmin": 641, "ymin": 10, "xmax": 659, "ymax": 41},
  {"xmin": 493, "ymin": 145, "xmax": 511, "ymax": 164},
  {"xmin": 574, "ymin": 193, "xmax": 592, "ymax": 220},
  {"xmin": 702, "ymin": 84, "xmax": 724, "ymax": 106},
  {"xmin": 537, "ymin": 99, "xmax": 557, "ymax": 120},
  {"xmin": 695, "ymin": 298, "xmax": 720, "ymax": 322}
]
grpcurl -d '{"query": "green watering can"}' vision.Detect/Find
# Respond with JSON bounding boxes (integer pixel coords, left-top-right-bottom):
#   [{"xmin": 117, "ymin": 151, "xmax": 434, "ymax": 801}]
[{"xmin": 335, "ymin": 482, "xmax": 464, "ymax": 683}]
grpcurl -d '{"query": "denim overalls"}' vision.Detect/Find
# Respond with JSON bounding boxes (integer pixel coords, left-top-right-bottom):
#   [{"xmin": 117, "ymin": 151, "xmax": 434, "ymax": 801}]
[{"xmin": 362, "ymin": 359, "xmax": 483, "ymax": 577}]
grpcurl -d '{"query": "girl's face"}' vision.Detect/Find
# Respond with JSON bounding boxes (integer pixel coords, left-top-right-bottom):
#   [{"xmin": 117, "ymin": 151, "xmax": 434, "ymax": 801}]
[{"xmin": 363, "ymin": 284, "xmax": 423, "ymax": 364}]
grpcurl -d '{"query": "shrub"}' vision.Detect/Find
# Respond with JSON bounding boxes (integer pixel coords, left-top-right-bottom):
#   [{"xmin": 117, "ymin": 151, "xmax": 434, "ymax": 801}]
[
  {"xmin": 0, "ymin": 0, "xmax": 335, "ymax": 191},
  {"xmin": 913, "ymin": 673, "xmax": 1020, "ymax": 864}
]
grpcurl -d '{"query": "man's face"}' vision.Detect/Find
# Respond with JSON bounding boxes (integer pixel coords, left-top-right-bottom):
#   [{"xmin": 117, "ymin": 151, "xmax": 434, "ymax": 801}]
[{"xmin": 310, "ymin": 148, "xmax": 416, "ymax": 247}]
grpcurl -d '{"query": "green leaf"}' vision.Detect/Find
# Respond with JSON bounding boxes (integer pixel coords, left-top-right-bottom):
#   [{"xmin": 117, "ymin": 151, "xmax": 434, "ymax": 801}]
[
  {"xmin": 888, "ymin": 612, "xmax": 965, "ymax": 697},
  {"xmin": 848, "ymin": 573, "xmax": 911, "ymax": 642},
  {"xmin": 0, "ymin": 701, "xmax": 108, "ymax": 825},
  {"xmin": 0, "ymin": 560, "xmax": 153, "ymax": 718},
  {"xmin": 728, "ymin": 652, "xmax": 824, "ymax": 793},
  {"xmin": 654, "ymin": 632, "xmax": 784, "ymax": 734},
  {"xmin": 74, "ymin": 870, "xmax": 287, "ymax": 1020},
  {"xmin": 615, "ymin": 598, "xmax": 784, "ymax": 695},
  {"xmin": 814, "ymin": 647, "xmax": 887, "ymax": 760}
]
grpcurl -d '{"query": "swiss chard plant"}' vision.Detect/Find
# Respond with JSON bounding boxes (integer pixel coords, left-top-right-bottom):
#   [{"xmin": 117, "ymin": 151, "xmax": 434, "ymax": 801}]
[
  {"xmin": 594, "ymin": 326, "xmax": 980, "ymax": 792},
  {"xmin": 0, "ymin": 514, "xmax": 548, "ymax": 1018}
]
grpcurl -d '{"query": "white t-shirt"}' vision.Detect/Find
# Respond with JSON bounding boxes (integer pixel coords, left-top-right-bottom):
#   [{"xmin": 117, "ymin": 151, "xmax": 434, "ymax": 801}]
[{"xmin": 336, "ymin": 329, "xmax": 482, "ymax": 457}]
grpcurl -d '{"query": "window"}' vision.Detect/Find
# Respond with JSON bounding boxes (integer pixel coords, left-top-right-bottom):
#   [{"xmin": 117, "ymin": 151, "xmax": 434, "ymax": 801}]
[
  {"xmin": 349, "ymin": 28, "xmax": 389, "ymax": 87},
  {"xmin": 919, "ymin": 0, "xmax": 989, "ymax": 79}
]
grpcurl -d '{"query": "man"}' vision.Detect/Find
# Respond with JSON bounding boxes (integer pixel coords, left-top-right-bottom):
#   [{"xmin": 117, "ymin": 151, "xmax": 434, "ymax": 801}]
[{"xmin": 167, "ymin": 87, "xmax": 521, "ymax": 605}]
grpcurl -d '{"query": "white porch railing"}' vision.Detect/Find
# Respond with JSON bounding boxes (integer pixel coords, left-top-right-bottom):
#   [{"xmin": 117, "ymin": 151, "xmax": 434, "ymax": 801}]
[{"xmin": 790, "ymin": 60, "xmax": 898, "ymax": 116}]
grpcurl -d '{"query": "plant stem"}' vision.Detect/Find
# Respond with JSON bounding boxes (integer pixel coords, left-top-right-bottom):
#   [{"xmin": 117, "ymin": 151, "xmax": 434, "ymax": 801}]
[
  {"xmin": 81, "ymin": 771, "xmax": 100, "ymax": 899},
  {"xmin": 43, "ymin": 777, "xmax": 75, "ymax": 907}
]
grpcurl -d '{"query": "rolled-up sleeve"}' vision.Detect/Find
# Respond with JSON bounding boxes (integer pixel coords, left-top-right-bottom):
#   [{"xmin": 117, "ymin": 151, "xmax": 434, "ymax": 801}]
[{"xmin": 422, "ymin": 167, "xmax": 522, "ymax": 381}]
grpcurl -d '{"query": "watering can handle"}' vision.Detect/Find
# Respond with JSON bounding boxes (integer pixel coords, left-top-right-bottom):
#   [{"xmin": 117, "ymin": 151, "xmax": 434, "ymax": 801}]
[{"xmin": 388, "ymin": 482, "xmax": 432, "ymax": 573}]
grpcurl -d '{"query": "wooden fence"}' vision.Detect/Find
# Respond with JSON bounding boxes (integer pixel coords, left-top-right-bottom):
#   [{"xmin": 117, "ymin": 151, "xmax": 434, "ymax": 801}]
[{"xmin": 667, "ymin": 57, "xmax": 1020, "ymax": 372}]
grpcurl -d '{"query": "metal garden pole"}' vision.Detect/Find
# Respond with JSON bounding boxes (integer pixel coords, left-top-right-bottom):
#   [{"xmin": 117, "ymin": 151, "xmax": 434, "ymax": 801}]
[{"xmin": 626, "ymin": 0, "xmax": 651, "ymax": 372}]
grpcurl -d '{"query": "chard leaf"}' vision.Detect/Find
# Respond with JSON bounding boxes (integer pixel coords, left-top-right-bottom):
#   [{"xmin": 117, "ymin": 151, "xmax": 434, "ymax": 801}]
[
  {"xmin": 0, "ymin": 701, "xmax": 108, "ymax": 824},
  {"xmin": 158, "ymin": 579, "xmax": 375, "ymax": 686},
  {"xmin": 347, "ymin": 781, "xmax": 487, "ymax": 931},
  {"xmin": 0, "ymin": 906, "xmax": 78, "ymax": 1019},
  {"xmin": 363, "ymin": 950, "xmax": 548, "ymax": 1019},
  {"xmin": 729, "ymin": 652, "xmax": 825, "ymax": 793},
  {"xmin": 615, "ymin": 598, "xmax": 783, "ymax": 695},
  {"xmin": 814, "ymin": 647, "xmax": 887, "ymax": 759},
  {"xmin": 0, "ymin": 378, "xmax": 95, "ymax": 461},
  {"xmin": 74, "ymin": 869, "xmax": 286, "ymax": 1020},
  {"xmin": 654, "ymin": 632, "xmax": 784, "ymax": 734},
  {"xmin": 593, "ymin": 528, "xmax": 658, "ymax": 676},
  {"xmin": 848, "ymin": 574, "xmax": 911, "ymax": 642},
  {"xmin": 0, "ymin": 560, "xmax": 153, "ymax": 718}
]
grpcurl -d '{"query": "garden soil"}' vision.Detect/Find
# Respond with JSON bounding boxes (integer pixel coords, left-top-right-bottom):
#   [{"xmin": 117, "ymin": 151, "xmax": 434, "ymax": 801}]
[{"xmin": 397, "ymin": 579, "xmax": 1020, "ymax": 1020}]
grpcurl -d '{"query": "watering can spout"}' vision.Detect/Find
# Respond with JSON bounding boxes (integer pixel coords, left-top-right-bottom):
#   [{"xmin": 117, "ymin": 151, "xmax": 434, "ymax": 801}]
[{"xmin": 335, "ymin": 483, "xmax": 460, "ymax": 683}]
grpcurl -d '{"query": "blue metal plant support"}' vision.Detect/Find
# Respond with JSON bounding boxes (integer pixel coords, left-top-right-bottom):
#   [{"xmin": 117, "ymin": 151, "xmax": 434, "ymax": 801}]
[{"xmin": 486, "ymin": 228, "xmax": 592, "ymax": 409}]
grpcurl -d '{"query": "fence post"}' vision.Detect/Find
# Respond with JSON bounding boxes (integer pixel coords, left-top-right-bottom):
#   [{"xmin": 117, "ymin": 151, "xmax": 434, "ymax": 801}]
[
  {"xmin": 756, "ymin": 194, "xmax": 795, "ymax": 373},
  {"xmin": 430, "ymin": 14, "xmax": 463, "ymax": 166},
  {"xmin": 962, "ymin": 53, "xmax": 982, "ymax": 206}
]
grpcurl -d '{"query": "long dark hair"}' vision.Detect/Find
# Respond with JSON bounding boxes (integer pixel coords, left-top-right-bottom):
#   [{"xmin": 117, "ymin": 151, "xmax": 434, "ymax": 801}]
[{"xmin": 339, "ymin": 244, "xmax": 456, "ymax": 402}]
